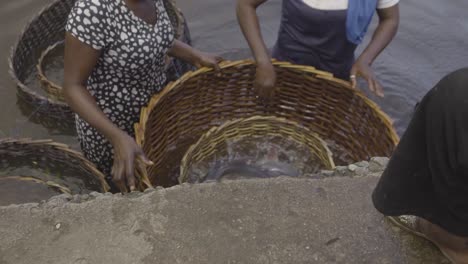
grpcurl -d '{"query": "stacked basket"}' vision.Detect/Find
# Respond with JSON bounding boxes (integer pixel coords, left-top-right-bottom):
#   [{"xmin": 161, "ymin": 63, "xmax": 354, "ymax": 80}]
[
  {"xmin": 179, "ymin": 115, "xmax": 336, "ymax": 183},
  {"xmin": 135, "ymin": 60, "xmax": 399, "ymax": 187}
]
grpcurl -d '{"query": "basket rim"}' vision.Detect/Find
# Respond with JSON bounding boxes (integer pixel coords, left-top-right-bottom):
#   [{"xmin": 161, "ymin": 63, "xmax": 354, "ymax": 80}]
[
  {"xmin": 8, "ymin": 0, "xmax": 70, "ymax": 107},
  {"xmin": 36, "ymin": 40, "xmax": 64, "ymax": 96},
  {"xmin": 0, "ymin": 175, "xmax": 72, "ymax": 195},
  {"xmin": 134, "ymin": 59, "xmax": 400, "ymax": 148},
  {"xmin": 179, "ymin": 115, "xmax": 336, "ymax": 183},
  {"xmin": 0, "ymin": 138, "xmax": 110, "ymax": 192}
]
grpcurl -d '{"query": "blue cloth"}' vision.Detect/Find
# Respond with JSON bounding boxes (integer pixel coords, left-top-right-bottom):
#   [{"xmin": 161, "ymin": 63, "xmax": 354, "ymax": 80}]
[{"xmin": 346, "ymin": 0, "xmax": 378, "ymax": 44}]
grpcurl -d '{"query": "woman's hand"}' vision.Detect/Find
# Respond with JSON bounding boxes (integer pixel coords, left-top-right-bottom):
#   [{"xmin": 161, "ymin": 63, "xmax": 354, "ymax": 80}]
[
  {"xmin": 110, "ymin": 131, "xmax": 153, "ymax": 193},
  {"xmin": 168, "ymin": 40, "xmax": 222, "ymax": 71},
  {"xmin": 193, "ymin": 51, "xmax": 223, "ymax": 71},
  {"xmin": 350, "ymin": 59, "xmax": 384, "ymax": 98},
  {"xmin": 349, "ymin": 4, "xmax": 399, "ymax": 98},
  {"xmin": 255, "ymin": 61, "xmax": 277, "ymax": 101}
]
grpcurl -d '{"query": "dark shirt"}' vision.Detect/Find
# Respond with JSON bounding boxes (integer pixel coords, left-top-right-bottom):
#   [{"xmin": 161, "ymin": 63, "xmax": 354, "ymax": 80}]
[{"xmin": 272, "ymin": 0, "xmax": 357, "ymax": 80}]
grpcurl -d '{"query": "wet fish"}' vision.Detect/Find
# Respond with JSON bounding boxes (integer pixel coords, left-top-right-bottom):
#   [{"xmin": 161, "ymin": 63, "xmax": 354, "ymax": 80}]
[{"xmin": 201, "ymin": 146, "xmax": 299, "ymax": 182}]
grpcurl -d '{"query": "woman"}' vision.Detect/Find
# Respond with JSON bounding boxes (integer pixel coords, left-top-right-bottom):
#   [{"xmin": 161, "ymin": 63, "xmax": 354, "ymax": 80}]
[
  {"xmin": 236, "ymin": 0, "xmax": 399, "ymax": 99},
  {"xmin": 373, "ymin": 68, "xmax": 468, "ymax": 263},
  {"xmin": 63, "ymin": 0, "xmax": 221, "ymax": 192}
]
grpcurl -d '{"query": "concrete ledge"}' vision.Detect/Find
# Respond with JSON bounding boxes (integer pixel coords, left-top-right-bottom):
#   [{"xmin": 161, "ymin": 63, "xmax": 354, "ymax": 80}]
[{"xmin": 0, "ymin": 170, "xmax": 449, "ymax": 263}]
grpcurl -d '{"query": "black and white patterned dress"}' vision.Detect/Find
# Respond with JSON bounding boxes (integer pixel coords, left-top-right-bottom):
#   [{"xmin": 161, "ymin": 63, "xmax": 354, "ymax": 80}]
[{"xmin": 65, "ymin": 0, "xmax": 175, "ymax": 178}]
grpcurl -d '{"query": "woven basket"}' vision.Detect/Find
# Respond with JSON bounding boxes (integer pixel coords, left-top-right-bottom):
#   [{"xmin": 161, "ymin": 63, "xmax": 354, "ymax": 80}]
[
  {"xmin": 0, "ymin": 138, "xmax": 110, "ymax": 193},
  {"xmin": 135, "ymin": 60, "xmax": 399, "ymax": 187},
  {"xmin": 0, "ymin": 176, "xmax": 70, "ymax": 206},
  {"xmin": 36, "ymin": 0, "xmax": 194, "ymax": 102},
  {"xmin": 179, "ymin": 116, "xmax": 335, "ymax": 183},
  {"xmin": 10, "ymin": 0, "xmax": 193, "ymax": 130},
  {"xmin": 2, "ymin": 176, "xmax": 72, "ymax": 194}
]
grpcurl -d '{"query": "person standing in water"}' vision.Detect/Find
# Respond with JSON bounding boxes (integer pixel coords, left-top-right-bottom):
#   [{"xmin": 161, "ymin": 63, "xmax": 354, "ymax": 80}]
[
  {"xmin": 236, "ymin": 0, "xmax": 399, "ymax": 98},
  {"xmin": 63, "ymin": 0, "xmax": 221, "ymax": 192},
  {"xmin": 373, "ymin": 68, "xmax": 468, "ymax": 263}
]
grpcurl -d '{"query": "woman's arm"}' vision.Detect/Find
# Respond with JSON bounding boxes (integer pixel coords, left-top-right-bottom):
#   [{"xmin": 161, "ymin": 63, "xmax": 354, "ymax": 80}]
[
  {"xmin": 168, "ymin": 40, "xmax": 221, "ymax": 70},
  {"xmin": 63, "ymin": 33, "xmax": 151, "ymax": 192},
  {"xmin": 63, "ymin": 34, "xmax": 120, "ymax": 146},
  {"xmin": 358, "ymin": 5, "xmax": 399, "ymax": 66},
  {"xmin": 236, "ymin": 0, "xmax": 270, "ymax": 65},
  {"xmin": 236, "ymin": 0, "xmax": 276, "ymax": 100},
  {"xmin": 351, "ymin": 4, "xmax": 400, "ymax": 96}
]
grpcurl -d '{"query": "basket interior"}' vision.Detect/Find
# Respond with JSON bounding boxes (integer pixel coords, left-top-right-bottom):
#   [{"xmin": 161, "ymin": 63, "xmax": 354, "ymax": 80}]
[
  {"xmin": 179, "ymin": 116, "xmax": 335, "ymax": 183},
  {"xmin": 0, "ymin": 139, "xmax": 108, "ymax": 193},
  {"xmin": 137, "ymin": 61, "xmax": 398, "ymax": 187}
]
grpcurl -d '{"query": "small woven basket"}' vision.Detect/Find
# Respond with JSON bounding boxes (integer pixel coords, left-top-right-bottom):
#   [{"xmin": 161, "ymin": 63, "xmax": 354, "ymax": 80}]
[
  {"xmin": 10, "ymin": 0, "xmax": 192, "ymax": 130},
  {"xmin": 0, "ymin": 138, "xmax": 110, "ymax": 193},
  {"xmin": 135, "ymin": 60, "xmax": 399, "ymax": 187},
  {"xmin": 179, "ymin": 116, "xmax": 335, "ymax": 183},
  {"xmin": 0, "ymin": 176, "xmax": 70, "ymax": 206},
  {"xmin": 36, "ymin": 0, "xmax": 194, "ymax": 102}
]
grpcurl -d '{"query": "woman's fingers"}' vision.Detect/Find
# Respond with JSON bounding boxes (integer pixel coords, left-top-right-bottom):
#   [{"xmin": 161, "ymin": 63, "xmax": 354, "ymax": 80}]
[
  {"xmin": 135, "ymin": 158, "xmax": 152, "ymax": 189},
  {"xmin": 124, "ymin": 154, "xmax": 136, "ymax": 192},
  {"xmin": 112, "ymin": 161, "xmax": 127, "ymax": 193},
  {"xmin": 350, "ymin": 68, "xmax": 358, "ymax": 89},
  {"xmin": 374, "ymin": 79, "xmax": 385, "ymax": 97},
  {"xmin": 137, "ymin": 153, "xmax": 154, "ymax": 166},
  {"xmin": 208, "ymin": 55, "xmax": 223, "ymax": 74},
  {"xmin": 366, "ymin": 75, "xmax": 376, "ymax": 95},
  {"xmin": 111, "ymin": 161, "xmax": 120, "ymax": 184},
  {"xmin": 350, "ymin": 77, "xmax": 357, "ymax": 89},
  {"xmin": 366, "ymin": 75, "xmax": 384, "ymax": 98},
  {"xmin": 212, "ymin": 60, "xmax": 221, "ymax": 72}
]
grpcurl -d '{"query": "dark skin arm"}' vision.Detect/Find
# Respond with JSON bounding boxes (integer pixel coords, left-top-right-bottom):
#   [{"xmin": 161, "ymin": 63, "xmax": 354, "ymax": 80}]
[
  {"xmin": 236, "ymin": 0, "xmax": 276, "ymax": 99},
  {"xmin": 63, "ymin": 33, "xmax": 152, "ymax": 193},
  {"xmin": 351, "ymin": 4, "xmax": 400, "ymax": 97},
  {"xmin": 168, "ymin": 40, "xmax": 222, "ymax": 70}
]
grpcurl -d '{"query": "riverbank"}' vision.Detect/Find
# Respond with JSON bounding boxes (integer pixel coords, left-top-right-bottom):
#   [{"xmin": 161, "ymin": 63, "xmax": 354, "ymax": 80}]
[{"xmin": 0, "ymin": 158, "xmax": 449, "ymax": 263}]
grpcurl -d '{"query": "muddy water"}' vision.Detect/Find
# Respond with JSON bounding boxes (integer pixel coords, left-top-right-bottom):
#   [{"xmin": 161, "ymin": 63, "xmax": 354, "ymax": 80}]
[{"xmin": 0, "ymin": 1, "xmax": 467, "ymax": 150}]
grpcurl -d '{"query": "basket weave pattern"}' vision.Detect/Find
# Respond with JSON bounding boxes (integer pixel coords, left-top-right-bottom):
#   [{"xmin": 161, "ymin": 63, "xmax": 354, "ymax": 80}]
[
  {"xmin": 135, "ymin": 60, "xmax": 399, "ymax": 187},
  {"xmin": 9, "ymin": 0, "xmax": 75, "ymax": 126},
  {"xmin": 0, "ymin": 138, "xmax": 110, "ymax": 192},
  {"xmin": 179, "ymin": 116, "xmax": 335, "ymax": 183}
]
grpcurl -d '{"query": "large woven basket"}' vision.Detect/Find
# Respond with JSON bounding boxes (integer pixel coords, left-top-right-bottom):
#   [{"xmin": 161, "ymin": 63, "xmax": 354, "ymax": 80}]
[
  {"xmin": 0, "ymin": 176, "xmax": 70, "ymax": 206},
  {"xmin": 135, "ymin": 60, "xmax": 399, "ymax": 187},
  {"xmin": 9, "ymin": 0, "xmax": 193, "ymax": 130},
  {"xmin": 0, "ymin": 138, "xmax": 110, "ymax": 193},
  {"xmin": 36, "ymin": 0, "xmax": 194, "ymax": 102},
  {"xmin": 179, "ymin": 116, "xmax": 335, "ymax": 183}
]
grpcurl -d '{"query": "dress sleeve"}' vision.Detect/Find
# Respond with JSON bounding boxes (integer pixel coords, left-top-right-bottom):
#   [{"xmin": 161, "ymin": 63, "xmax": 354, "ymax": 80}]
[
  {"xmin": 65, "ymin": 0, "xmax": 110, "ymax": 50},
  {"xmin": 377, "ymin": 0, "xmax": 399, "ymax": 9}
]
